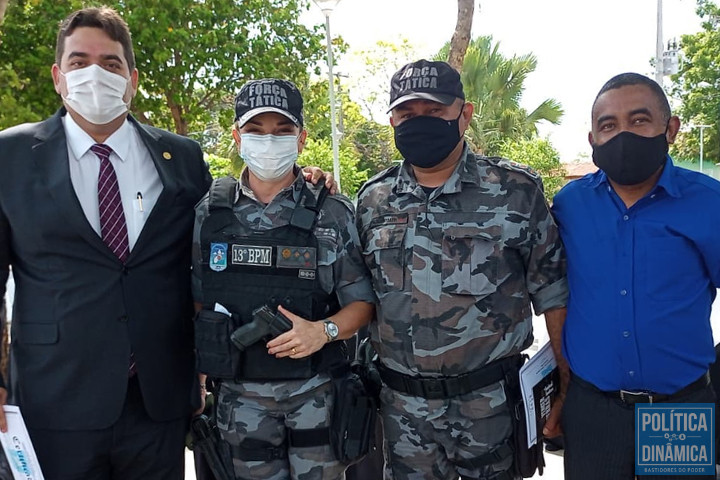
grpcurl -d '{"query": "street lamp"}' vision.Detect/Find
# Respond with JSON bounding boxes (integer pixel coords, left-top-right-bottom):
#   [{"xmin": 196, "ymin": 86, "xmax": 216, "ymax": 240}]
[
  {"xmin": 312, "ymin": 0, "xmax": 342, "ymax": 192},
  {"xmin": 655, "ymin": 0, "xmax": 664, "ymax": 86},
  {"xmin": 692, "ymin": 124, "xmax": 713, "ymax": 173}
]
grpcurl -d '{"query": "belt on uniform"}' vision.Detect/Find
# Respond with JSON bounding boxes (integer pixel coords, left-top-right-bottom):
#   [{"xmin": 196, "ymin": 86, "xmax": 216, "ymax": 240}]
[
  {"xmin": 377, "ymin": 355, "xmax": 523, "ymax": 400},
  {"xmin": 573, "ymin": 371, "xmax": 710, "ymax": 405}
]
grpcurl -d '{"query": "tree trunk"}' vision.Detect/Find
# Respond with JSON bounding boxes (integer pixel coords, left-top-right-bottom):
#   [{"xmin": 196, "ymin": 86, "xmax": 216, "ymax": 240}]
[
  {"xmin": 0, "ymin": 0, "xmax": 9, "ymax": 23},
  {"xmin": 447, "ymin": 0, "xmax": 475, "ymax": 72},
  {"xmin": 166, "ymin": 93, "xmax": 188, "ymax": 136}
]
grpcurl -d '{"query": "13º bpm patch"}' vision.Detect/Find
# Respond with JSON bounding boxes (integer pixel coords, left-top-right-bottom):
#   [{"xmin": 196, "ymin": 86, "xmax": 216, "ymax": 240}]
[{"xmin": 636, "ymin": 403, "xmax": 715, "ymax": 476}]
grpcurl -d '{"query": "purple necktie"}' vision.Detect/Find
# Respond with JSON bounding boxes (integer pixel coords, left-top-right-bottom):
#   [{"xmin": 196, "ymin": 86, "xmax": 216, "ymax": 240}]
[
  {"xmin": 91, "ymin": 144, "xmax": 129, "ymax": 263},
  {"xmin": 91, "ymin": 144, "xmax": 136, "ymax": 376}
]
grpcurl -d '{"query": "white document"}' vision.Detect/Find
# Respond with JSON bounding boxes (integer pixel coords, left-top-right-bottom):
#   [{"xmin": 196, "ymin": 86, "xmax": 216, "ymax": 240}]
[
  {"xmin": 214, "ymin": 302, "xmax": 231, "ymax": 316},
  {"xmin": 0, "ymin": 405, "xmax": 44, "ymax": 480},
  {"xmin": 519, "ymin": 341, "xmax": 558, "ymax": 448}
]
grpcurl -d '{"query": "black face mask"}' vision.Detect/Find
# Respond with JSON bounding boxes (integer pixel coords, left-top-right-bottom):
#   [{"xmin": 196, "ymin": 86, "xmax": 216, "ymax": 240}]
[
  {"xmin": 592, "ymin": 131, "xmax": 668, "ymax": 185},
  {"xmin": 393, "ymin": 108, "xmax": 463, "ymax": 168}
]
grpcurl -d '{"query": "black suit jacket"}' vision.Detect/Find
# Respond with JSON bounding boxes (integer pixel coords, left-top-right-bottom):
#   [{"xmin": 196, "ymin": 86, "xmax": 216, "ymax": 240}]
[{"xmin": 0, "ymin": 109, "xmax": 212, "ymax": 430}]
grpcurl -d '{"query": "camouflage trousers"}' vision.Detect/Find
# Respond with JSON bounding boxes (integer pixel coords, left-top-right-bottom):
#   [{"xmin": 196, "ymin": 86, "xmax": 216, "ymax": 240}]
[
  {"xmin": 380, "ymin": 380, "xmax": 516, "ymax": 480},
  {"xmin": 216, "ymin": 378, "xmax": 346, "ymax": 480}
]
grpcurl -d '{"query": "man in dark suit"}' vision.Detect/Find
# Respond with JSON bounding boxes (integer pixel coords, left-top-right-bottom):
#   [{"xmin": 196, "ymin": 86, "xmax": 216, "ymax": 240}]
[{"xmin": 0, "ymin": 7, "xmax": 212, "ymax": 479}]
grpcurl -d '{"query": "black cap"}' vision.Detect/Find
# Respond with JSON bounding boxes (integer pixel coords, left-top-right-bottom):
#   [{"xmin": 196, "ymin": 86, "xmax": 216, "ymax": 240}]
[
  {"xmin": 388, "ymin": 59, "xmax": 464, "ymax": 112},
  {"xmin": 234, "ymin": 78, "xmax": 304, "ymax": 127}
]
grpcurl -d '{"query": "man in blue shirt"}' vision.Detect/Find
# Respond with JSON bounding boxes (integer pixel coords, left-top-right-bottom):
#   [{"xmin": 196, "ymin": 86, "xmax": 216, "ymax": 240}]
[{"xmin": 547, "ymin": 72, "xmax": 719, "ymax": 479}]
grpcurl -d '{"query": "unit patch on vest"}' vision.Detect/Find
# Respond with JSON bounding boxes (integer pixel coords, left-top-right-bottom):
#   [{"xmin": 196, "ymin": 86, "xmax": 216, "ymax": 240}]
[
  {"xmin": 298, "ymin": 269, "xmax": 316, "ymax": 280},
  {"xmin": 277, "ymin": 246, "xmax": 317, "ymax": 269},
  {"xmin": 314, "ymin": 227, "xmax": 338, "ymax": 241},
  {"xmin": 231, "ymin": 244, "xmax": 272, "ymax": 267},
  {"xmin": 209, "ymin": 243, "xmax": 228, "ymax": 271}
]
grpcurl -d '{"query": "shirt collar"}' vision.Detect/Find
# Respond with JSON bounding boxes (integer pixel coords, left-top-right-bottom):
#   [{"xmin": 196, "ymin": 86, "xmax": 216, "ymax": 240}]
[
  {"xmin": 586, "ymin": 165, "xmax": 606, "ymax": 189},
  {"xmin": 392, "ymin": 143, "xmax": 477, "ymax": 195},
  {"xmin": 653, "ymin": 156, "xmax": 681, "ymax": 198},
  {"xmin": 586, "ymin": 155, "xmax": 680, "ymax": 198},
  {"xmin": 63, "ymin": 113, "xmax": 132, "ymax": 163}
]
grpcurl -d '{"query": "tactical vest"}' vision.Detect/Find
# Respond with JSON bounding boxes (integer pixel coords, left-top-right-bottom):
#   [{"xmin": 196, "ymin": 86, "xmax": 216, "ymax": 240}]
[{"xmin": 196, "ymin": 176, "xmax": 346, "ymax": 381}]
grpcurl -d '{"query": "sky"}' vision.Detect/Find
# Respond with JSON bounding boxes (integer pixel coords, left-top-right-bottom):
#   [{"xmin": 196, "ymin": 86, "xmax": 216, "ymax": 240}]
[{"xmin": 302, "ymin": 0, "xmax": 703, "ymax": 163}]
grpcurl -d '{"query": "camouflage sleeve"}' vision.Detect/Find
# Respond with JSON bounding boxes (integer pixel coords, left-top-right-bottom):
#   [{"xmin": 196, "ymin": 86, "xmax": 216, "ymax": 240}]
[
  {"xmin": 522, "ymin": 183, "xmax": 568, "ymax": 314},
  {"xmin": 323, "ymin": 198, "xmax": 376, "ymax": 308},
  {"xmin": 191, "ymin": 193, "xmax": 210, "ymax": 305}
]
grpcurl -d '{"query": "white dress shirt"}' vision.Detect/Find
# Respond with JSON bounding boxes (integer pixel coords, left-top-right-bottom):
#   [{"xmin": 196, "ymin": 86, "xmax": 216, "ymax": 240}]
[{"xmin": 63, "ymin": 114, "xmax": 162, "ymax": 251}]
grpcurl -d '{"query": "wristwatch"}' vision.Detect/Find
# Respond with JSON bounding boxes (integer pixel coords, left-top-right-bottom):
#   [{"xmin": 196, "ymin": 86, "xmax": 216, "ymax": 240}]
[{"xmin": 323, "ymin": 320, "xmax": 339, "ymax": 342}]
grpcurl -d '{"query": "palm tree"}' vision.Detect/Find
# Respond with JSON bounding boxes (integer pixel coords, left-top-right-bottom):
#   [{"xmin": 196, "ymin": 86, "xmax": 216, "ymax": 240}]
[{"xmin": 436, "ymin": 36, "xmax": 563, "ymax": 155}]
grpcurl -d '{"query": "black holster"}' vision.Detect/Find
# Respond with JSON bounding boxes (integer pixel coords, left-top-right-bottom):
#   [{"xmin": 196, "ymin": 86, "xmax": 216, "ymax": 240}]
[
  {"xmin": 502, "ymin": 355, "xmax": 545, "ymax": 478},
  {"xmin": 329, "ymin": 364, "xmax": 379, "ymax": 464},
  {"xmin": 189, "ymin": 392, "xmax": 234, "ymax": 480}
]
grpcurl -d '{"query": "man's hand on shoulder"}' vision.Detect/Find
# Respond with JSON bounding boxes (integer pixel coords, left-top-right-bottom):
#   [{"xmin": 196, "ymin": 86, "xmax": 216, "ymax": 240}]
[{"xmin": 302, "ymin": 167, "xmax": 337, "ymax": 194}]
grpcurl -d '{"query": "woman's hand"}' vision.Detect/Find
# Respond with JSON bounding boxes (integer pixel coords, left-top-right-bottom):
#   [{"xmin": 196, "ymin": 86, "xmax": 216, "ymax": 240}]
[{"xmin": 266, "ymin": 305, "xmax": 327, "ymax": 359}]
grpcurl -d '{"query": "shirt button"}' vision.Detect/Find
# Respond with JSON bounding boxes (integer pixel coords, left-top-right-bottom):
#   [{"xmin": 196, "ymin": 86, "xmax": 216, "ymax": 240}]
[
  {"xmin": 623, "ymin": 215, "xmax": 629, "ymax": 221},
  {"xmin": 650, "ymin": 194, "xmax": 656, "ymax": 199},
  {"xmin": 623, "ymin": 331, "xmax": 630, "ymax": 338},
  {"xmin": 629, "ymin": 371, "xmax": 635, "ymax": 377},
  {"xmin": 620, "ymin": 289, "xmax": 627, "ymax": 296}
]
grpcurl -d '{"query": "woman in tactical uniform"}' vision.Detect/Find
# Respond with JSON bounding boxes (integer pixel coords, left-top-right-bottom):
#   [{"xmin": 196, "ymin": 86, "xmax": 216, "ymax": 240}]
[{"xmin": 191, "ymin": 78, "xmax": 375, "ymax": 480}]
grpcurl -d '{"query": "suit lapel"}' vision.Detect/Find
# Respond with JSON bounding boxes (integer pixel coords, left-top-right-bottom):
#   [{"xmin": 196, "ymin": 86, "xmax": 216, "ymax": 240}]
[
  {"xmin": 129, "ymin": 117, "xmax": 180, "ymax": 258},
  {"xmin": 32, "ymin": 110, "xmax": 116, "ymax": 261}
]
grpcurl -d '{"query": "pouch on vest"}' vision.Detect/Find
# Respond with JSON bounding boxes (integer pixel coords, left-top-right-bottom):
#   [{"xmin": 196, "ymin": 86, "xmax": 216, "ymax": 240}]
[
  {"xmin": 329, "ymin": 365, "xmax": 379, "ymax": 464},
  {"xmin": 194, "ymin": 309, "xmax": 241, "ymax": 379}
]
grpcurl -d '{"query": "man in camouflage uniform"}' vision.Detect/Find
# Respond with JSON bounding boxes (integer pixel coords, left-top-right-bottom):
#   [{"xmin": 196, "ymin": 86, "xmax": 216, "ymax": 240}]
[
  {"xmin": 355, "ymin": 59, "xmax": 568, "ymax": 480},
  {"xmin": 192, "ymin": 78, "xmax": 375, "ymax": 480}
]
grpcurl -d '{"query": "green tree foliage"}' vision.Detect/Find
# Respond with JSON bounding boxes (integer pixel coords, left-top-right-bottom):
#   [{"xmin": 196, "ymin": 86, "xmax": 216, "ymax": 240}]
[
  {"xmin": 298, "ymin": 138, "xmax": 369, "ymax": 199},
  {"xmin": 0, "ymin": 0, "xmax": 326, "ymax": 134},
  {"xmin": 670, "ymin": 0, "xmax": 720, "ymax": 164},
  {"xmin": 300, "ymin": 79, "xmax": 396, "ymax": 197},
  {"xmin": 349, "ymin": 117, "xmax": 398, "ymax": 176},
  {"xmin": 204, "ymin": 152, "xmax": 239, "ymax": 179},
  {"xmin": 303, "ymin": 80, "xmax": 398, "ymax": 175},
  {"xmin": 347, "ymin": 39, "xmax": 419, "ymax": 122},
  {"xmin": 0, "ymin": 0, "xmax": 84, "ymax": 129},
  {"xmin": 436, "ymin": 36, "xmax": 564, "ymax": 155},
  {"xmin": 0, "ymin": 65, "xmax": 44, "ymax": 127},
  {"xmin": 497, "ymin": 137, "xmax": 566, "ymax": 201}
]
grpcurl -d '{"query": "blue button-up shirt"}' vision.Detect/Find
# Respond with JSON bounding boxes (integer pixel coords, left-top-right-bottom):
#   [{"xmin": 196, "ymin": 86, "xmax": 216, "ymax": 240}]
[{"xmin": 552, "ymin": 157, "xmax": 719, "ymax": 394}]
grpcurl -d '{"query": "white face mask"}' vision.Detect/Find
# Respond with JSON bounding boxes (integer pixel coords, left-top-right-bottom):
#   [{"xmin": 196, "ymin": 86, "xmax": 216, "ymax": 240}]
[
  {"xmin": 61, "ymin": 64, "xmax": 131, "ymax": 125},
  {"xmin": 240, "ymin": 133, "xmax": 299, "ymax": 181}
]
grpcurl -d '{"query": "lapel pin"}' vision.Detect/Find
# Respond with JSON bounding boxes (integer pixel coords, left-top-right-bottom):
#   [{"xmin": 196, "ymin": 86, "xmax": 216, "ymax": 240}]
[{"xmin": 163, "ymin": 152, "xmax": 172, "ymax": 160}]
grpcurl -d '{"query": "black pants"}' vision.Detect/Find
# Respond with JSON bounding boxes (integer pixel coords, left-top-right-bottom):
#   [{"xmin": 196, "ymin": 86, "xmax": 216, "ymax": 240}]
[
  {"xmin": 29, "ymin": 376, "xmax": 188, "ymax": 480},
  {"xmin": 562, "ymin": 373, "xmax": 716, "ymax": 480}
]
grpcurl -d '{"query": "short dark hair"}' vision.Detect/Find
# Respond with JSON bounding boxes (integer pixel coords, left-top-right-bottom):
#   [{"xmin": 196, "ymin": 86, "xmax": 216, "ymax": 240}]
[
  {"xmin": 592, "ymin": 72, "xmax": 671, "ymax": 122},
  {"xmin": 56, "ymin": 7, "xmax": 135, "ymax": 71}
]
